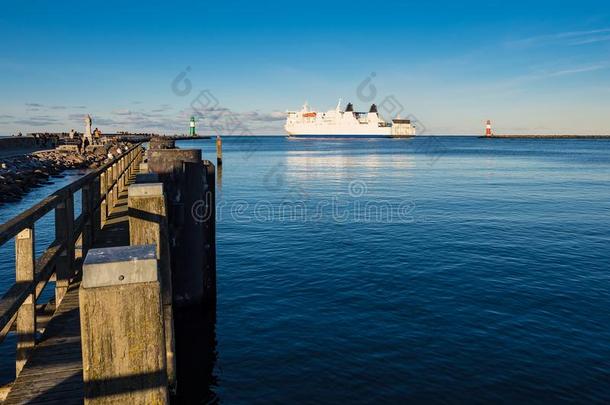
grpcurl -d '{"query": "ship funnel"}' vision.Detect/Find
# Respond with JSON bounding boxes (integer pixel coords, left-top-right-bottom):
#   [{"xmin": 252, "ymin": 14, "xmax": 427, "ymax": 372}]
[
  {"xmin": 369, "ymin": 104, "xmax": 378, "ymax": 113},
  {"xmin": 345, "ymin": 103, "xmax": 354, "ymax": 112}
]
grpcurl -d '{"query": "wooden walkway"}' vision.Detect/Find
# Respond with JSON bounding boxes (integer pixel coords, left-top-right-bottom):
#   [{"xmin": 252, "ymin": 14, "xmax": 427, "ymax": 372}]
[{"xmin": 4, "ymin": 177, "xmax": 136, "ymax": 404}]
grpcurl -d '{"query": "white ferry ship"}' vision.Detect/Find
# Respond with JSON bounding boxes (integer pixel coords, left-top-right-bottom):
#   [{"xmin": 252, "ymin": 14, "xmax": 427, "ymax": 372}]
[{"xmin": 285, "ymin": 100, "xmax": 415, "ymax": 138}]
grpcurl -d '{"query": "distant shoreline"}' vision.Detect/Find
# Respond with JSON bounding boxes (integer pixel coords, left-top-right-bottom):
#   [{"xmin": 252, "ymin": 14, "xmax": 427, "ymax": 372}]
[{"xmin": 480, "ymin": 135, "xmax": 610, "ymax": 139}]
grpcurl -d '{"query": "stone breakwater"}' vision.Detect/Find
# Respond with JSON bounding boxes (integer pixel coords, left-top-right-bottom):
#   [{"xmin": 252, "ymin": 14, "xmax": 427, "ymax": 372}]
[{"xmin": 0, "ymin": 143, "xmax": 131, "ymax": 204}]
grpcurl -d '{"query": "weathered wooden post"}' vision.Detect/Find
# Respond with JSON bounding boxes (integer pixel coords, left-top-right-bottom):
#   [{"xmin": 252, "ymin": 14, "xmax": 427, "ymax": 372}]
[
  {"xmin": 146, "ymin": 148, "xmax": 218, "ymax": 401},
  {"xmin": 106, "ymin": 166, "xmax": 113, "ymax": 213},
  {"xmin": 119, "ymin": 155, "xmax": 126, "ymax": 192},
  {"xmin": 134, "ymin": 149, "xmax": 140, "ymax": 173},
  {"xmin": 128, "ymin": 182, "xmax": 177, "ymax": 390},
  {"xmin": 128, "ymin": 149, "xmax": 135, "ymax": 177},
  {"xmin": 80, "ymin": 245, "xmax": 168, "ymax": 404},
  {"xmin": 92, "ymin": 176, "xmax": 101, "ymax": 236},
  {"xmin": 108, "ymin": 165, "xmax": 114, "ymax": 211},
  {"xmin": 15, "ymin": 226, "xmax": 35, "ymax": 376},
  {"xmin": 123, "ymin": 152, "xmax": 130, "ymax": 189},
  {"xmin": 81, "ymin": 183, "xmax": 93, "ymax": 254},
  {"xmin": 100, "ymin": 172, "xmax": 107, "ymax": 225},
  {"xmin": 112, "ymin": 162, "xmax": 119, "ymax": 205},
  {"xmin": 202, "ymin": 161, "xmax": 216, "ymax": 307},
  {"xmin": 147, "ymin": 149, "xmax": 205, "ymax": 307},
  {"xmin": 55, "ymin": 193, "xmax": 74, "ymax": 304},
  {"xmin": 216, "ymin": 136, "xmax": 222, "ymax": 166}
]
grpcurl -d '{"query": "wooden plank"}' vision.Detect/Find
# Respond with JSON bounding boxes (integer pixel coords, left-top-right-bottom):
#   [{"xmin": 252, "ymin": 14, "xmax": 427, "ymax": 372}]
[{"xmin": 3, "ymin": 281, "xmax": 82, "ymax": 405}]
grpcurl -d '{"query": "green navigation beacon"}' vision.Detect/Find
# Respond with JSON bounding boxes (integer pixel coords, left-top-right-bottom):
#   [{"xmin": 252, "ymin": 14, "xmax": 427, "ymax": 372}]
[{"xmin": 189, "ymin": 116, "xmax": 196, "ymax": 136}]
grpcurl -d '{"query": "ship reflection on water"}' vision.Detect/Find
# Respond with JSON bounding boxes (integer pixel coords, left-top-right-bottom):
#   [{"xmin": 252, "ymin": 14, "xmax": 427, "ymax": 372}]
[{"xmin": 285, "ymin": 150, "xmax": 415, "ymax": 171}]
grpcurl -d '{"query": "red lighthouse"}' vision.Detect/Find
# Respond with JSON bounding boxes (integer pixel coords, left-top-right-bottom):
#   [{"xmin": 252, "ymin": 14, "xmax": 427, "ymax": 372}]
[{"xmin": 485, "ymin": 120, "xmax": 492, "ymax": 137}]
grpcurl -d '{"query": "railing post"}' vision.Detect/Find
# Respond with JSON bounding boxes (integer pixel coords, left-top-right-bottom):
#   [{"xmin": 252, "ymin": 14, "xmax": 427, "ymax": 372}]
[
  {"xmin": 15, "ymin": 226, "xmax": 36, "ymax": 376},
  {"xmin": 92, "ymin": 176, "xmax": 101, "ymax": 236},
  {"xmin": 128, "ymin": 182, "xmax": 177, "ymax": 390},
  {"xmin": 82, "ymin": 183, "xmax": 93, "ymax": 255},
  {"xmin": 112, "ymin": 162, "xmax": 119, "ymax": 204},
  {"xmin": 118, "ymin": 157, "xmax": 124, "ymax": 192},
  {"xmin": 125, "ymin": 152, "xmax": 131, "ymax": 178},
  {"xmin": 80, "ymin": 245, "xmax": 169, "ymax": 404},
  {"xmin": 106, "ymin": 166, "xmax": 113, "ymax": 212},
  {"xmin": 100, "ymin": 170, "xmax": 108, "ymax": 227},
  {"xmin": 133, "ymin": 149, "xmax": 137, "ymax": 172},
  {"xmin": 55, "ymin": 193, "xmax": 74, "ymax": 304},
  {"xmin": 131, "ymin": 149, "xmax": 138, "ymax": 176},
  {"xmin": 116, "ymin": 159, "xmax": 121, "ymax": 193},
  {"xmin": 127, "ymin": 151, "xmax": 132, "ymax": 177},
  {"xmin": 122, "ymin": 154, "xmax": 127, "ymax": 190}
]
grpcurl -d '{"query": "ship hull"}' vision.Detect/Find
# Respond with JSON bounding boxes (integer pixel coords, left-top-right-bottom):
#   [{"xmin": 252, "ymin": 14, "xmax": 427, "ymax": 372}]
[
  {"xmin": 287, "ymin": 133, "xmax": 394, "ymax": 138},
  {"xmin": 285, "ymin": 125, "xmax": 392, "ymax": 137}
]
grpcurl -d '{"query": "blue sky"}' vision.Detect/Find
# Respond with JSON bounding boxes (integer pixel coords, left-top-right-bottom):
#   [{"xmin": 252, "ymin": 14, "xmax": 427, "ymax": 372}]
[{"xmin": 1, "ymin": 0, "xmax": 610, "ymax": 135}]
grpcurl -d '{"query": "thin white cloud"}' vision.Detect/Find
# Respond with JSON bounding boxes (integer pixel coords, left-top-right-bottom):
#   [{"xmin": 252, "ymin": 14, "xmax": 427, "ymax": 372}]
[
  {"xmin": 554, "ymin": 28, "xmax": 610, "ymax": 39},
  {"xmin": 14, "ymin": 115, "xmax": 60, "ymax": 126},
  {"xmin": 543, "ymin": 64, "xmax": 609, "ymax": 78},
  {"xmin": 569, "ymin": 34, "xmax": 610, "ymax": 46},
  {"xmin": 111, "ymin": 109, "xmax": 133, "ymax": 116},
  {"xmin": 508, "ymin": 28, "xmax": 610, "ymax": 48}
]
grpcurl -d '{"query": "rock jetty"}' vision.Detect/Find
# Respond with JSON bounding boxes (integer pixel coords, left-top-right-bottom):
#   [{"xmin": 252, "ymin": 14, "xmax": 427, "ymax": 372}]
[{"xmin": 0, "ymin": 143, "xmax": 132, "ymax": 204}]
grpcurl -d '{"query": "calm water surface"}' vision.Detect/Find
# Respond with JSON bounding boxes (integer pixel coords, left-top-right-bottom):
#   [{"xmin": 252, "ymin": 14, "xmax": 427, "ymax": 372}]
[{"xmin": 2, "ymin": 137, "xmax": 610, "ymax": 403}]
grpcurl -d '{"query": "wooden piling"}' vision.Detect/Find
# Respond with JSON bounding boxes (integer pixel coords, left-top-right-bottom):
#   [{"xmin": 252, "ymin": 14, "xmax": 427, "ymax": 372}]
[
  {"xmin": 202, "ymin": 161, "xmax": 217, "ymax": 307},
  {"xmin": 79, "ymin": 245, "xmax": 168, "ymax": 405},
  {"xmin": 128, "ymin": 183, "xmax": 177, "ymax": 391},
  {"xmin": 216, "ymin": 136, "xmax": 222, "ymax": 166},
  {"xmin": 147, "ymin": 149, "xmax": 205, "ymax": 307}
]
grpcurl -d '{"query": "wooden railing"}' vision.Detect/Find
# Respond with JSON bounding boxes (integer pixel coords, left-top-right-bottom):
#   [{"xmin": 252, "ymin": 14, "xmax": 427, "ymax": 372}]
[{"xmin": 0, "ymin": 143, "xmax": 144, "ymax": 377}]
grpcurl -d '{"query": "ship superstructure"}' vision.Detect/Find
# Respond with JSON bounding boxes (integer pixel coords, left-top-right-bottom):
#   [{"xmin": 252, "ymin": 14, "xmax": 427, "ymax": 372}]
[{"xmin": 285, "ymin": 100, "xmax": 415, "ymax": 137}]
